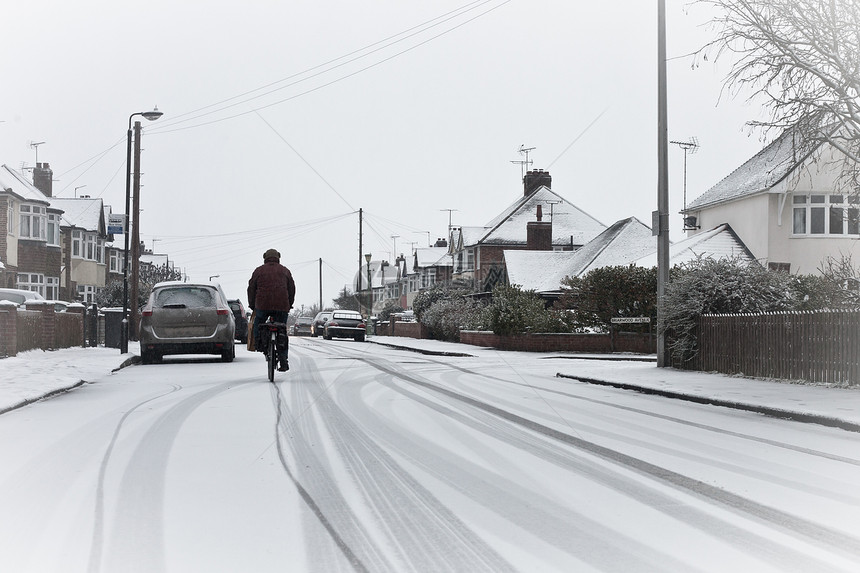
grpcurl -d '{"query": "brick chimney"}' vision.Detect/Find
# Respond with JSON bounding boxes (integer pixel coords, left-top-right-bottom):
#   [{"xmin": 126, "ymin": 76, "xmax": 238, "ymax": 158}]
[
  {"xmin": 523, "ymin": 169, "xmax": 551, "ymax": 196},
  {"xmin": 526, "ymin": 204, "xmax": 553, "ymax": 250},
  {"xmin": 33, "ymin": 163, "xmax": 53, "ymax": 197}
]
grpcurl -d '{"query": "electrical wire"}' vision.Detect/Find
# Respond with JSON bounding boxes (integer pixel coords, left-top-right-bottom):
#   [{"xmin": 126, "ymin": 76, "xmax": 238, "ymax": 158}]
[
  {"xmin": 148, "ymin": 0, "xmax": 513, "ymax": 135},
  {"xmin": 148, "ymin": 0, "xmax": 508, "ymax": 134}
]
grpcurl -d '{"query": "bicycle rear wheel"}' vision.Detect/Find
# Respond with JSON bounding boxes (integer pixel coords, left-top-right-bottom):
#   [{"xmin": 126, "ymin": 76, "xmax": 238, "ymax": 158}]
[{"xmin": 267, "ymin": 333, "xmax": 276, "ymax": 382}]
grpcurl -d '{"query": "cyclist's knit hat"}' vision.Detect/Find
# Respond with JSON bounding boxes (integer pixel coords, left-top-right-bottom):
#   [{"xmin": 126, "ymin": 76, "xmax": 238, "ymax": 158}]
[{"xmin": 263, "ymin": 248, "xmax": 280, "ymax": 261}]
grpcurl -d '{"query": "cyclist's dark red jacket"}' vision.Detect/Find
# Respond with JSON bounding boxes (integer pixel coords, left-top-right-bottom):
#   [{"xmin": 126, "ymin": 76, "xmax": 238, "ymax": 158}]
[{"xmin": 247, "ymin": 257, "xmax": 296, "ymax": 311}]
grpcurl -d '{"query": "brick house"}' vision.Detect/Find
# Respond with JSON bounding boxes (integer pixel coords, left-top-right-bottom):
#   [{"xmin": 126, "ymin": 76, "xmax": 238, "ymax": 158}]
[
  {"xmin": 0, "ymin": 164, "xmax": 63, "ymax": 297},
  {"xmin": 50, "ymin": 196, "xmax": 110, "ymax": 303},
  {"xmin": 449, "ymin": 169, "xmax": 606, "ymax": 292}
]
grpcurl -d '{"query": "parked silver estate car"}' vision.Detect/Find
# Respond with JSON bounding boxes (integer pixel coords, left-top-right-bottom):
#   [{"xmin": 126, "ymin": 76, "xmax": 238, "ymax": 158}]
[
  {"xmin": 323, "ymin": 310, "xmax": 366, "ymax": 341},
  {"xmin": 139, "ymin": 281, "xmax": 236, "ymax": 364}
]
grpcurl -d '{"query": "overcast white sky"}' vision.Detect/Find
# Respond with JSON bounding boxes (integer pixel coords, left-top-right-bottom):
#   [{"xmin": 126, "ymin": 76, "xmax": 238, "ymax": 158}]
[{"xmin": 1, "ymin": 0, "xmax": 768, "ymax": 310}]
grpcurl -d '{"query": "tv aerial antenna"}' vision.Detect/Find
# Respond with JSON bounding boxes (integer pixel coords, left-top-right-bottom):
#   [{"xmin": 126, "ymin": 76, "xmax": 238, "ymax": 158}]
[
  {"xmin": 510, "ymin": 145, "xmax": 535, "ymax": 180},
  {"xmin": 30, "ymin": 141, "xmax": 46, "ymax": 164},
  {"xmin": 670, "ymin": 137, "xmax": 700, "ymax": 230},
  {"xmin": 544, "ymin": 199, "xmax": 563, "ymax": 222}
]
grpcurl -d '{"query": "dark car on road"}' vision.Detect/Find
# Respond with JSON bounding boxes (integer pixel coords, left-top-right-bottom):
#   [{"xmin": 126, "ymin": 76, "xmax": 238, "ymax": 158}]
[
  {"xmin": 312, "ymin": 311, "xmax": 332, "ymax": 337},
  {"xmin": 292, "ymin": 316, "xmax": 313, "ymax": 336},
  {"xmin": 323, "ymin": 310, "xmax": 366, "ymax": 341},
  {"xmin": 227, "ymin": 299, "xmax": 248, "ymax": 344},
  {"xmin": 139, "ymin": 282, "xmax": 236, "ymax": 364}
]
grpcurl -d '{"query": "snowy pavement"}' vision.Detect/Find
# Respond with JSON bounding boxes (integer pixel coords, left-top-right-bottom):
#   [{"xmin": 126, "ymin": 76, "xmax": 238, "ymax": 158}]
[{"xmin": 1, "ymin": 337, "xmax": 859, "ymax": 430}]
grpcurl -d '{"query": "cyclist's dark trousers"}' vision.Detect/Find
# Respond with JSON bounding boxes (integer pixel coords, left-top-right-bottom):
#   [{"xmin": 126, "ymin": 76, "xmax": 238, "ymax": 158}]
[{"xmin": 254, "ymin": 310, "xmax": 289, "ymax": 363}]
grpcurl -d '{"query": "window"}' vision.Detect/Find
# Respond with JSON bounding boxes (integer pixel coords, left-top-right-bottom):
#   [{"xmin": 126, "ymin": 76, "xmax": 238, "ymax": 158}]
[
  {"xmin": 72, "ymin": 230, "xmax": 82, "ymax": 258},
  {"xmin": 72, "ymin": 231, "xmax": 102, "ymax": 261},
  {"xmin": 7, "ymin": 200, "xmax": 13, "ymax": 235},
  {"xmin": 85, "ymin": 234, "xmax": 96, "ymax": 260},
  {"xmin": 421, "ymin": 268, "xmax": 436, "ymax": 289},
  {"xmin": 46, "ymin": 277, "xmax": 60, "ymax": 300},
  {"xmin": 17, "ymin": 273, "xmax": 45, "ymax": 296},
  {"xmin": 19, "ymin": 204, "xmax": 47, "ymax": 240},
  {"xmin": 110, "ymin": 249, "xmax": 125, "ymax": 273},
  {"xmin": 792, "ymin": 194, "xmax": 860, "ymax": 236},
  {"xmin": 46, "ymin": 213, "xmax": 60, "ymax": 246},
  {"xmin": 77, "ymin": 284, "xmax": 100, "ymax": 304},
  {"xmin": 465, "ymin": 248, "xmax": 475, "ymax": 271}
]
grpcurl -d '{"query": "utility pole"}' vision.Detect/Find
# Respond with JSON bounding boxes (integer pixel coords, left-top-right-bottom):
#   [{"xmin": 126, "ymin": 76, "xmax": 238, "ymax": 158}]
[
  {"xmin": 319, "ymin": 257, "xmax": 323, "ymax": 311},
  {"xmin": 656, "ymin": 0, "xmax": 670, "ymax": 367},
  {"xmin": 129, "ymin": 121, "xmax": 142, "ymax": 340},
  {"xmin": 359, "ymin": 208, "xmax": 364, "ymax": 316}
]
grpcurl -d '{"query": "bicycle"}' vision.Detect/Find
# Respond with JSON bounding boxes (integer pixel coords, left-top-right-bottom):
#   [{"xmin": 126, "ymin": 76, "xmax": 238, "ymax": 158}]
[{"xmin": 262, "ymin": 316, "xmax": 288, "ymax": 382}]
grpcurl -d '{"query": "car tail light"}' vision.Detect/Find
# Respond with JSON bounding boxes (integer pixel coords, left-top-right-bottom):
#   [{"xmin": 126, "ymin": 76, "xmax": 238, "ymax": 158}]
[
  {"xmin": 142, "ymin": 309, "xmax": 152, "ymax": 317},
  {"xmin": 216, "ymin": 308, "xmax": 230, "ymax": 315},
  {"xmin": 358, "ymin": 323, "xmax": 365, "ymax": 329},
  {"xmin": 328, "ymin": 320, "xmax": 338, "ymax": 327}
]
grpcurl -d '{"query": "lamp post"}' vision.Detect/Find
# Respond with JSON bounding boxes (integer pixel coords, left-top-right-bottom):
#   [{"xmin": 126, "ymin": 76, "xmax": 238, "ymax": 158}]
[
  {"xmin": 121, "ymin": 107, "xmax": 163, "ymax": 354},
  {"xmin": 364, "ymin": 253, "xmax": 372, "ymax": 318}
]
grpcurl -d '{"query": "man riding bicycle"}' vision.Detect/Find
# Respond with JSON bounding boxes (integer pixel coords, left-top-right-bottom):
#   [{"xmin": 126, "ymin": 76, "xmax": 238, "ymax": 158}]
[{"xmin": 248, "ymin": 248, "xmax": 296, "ymax": 371}]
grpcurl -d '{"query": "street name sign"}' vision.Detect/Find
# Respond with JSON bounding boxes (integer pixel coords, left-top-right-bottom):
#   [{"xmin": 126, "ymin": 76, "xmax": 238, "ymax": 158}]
[{"xmin": 611, "ymin": 317, "xmax": 651, "ymax": 324}]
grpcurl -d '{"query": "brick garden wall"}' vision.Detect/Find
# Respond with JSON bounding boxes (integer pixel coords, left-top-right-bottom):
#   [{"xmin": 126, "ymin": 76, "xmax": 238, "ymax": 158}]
[{"xmin": 459, "ymin": 330, "xmax": 656, "ymax": 354}]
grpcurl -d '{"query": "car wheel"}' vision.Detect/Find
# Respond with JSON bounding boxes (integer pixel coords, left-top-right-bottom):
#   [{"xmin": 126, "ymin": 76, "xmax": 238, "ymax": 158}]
[
  {"xmin": 141, "ymin": 347, "xmax": 155, "ymax": 365},
  {"xmin": 221, "ymin": 345, "xmax": 235, "ymax": 362},
  {"xmin": 355, "ymin": 334, "xmax": 365, "ymax": 342}
]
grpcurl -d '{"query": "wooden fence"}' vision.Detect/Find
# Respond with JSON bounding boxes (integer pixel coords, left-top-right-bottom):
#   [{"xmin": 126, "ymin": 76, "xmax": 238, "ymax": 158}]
[{"xmin": 697, "ymin": 310, "xmax": 860, "ymax": 385}]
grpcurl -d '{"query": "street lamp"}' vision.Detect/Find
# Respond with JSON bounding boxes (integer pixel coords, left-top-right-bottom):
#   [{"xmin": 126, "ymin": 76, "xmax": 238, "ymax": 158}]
[{"xmin": 122, "ymin": 107, "xmax": 163, "ymax": 354}]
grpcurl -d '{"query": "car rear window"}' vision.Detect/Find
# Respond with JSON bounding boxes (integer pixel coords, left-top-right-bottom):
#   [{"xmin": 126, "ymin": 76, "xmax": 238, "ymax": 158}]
[
  {"xmin": 332, "ymin": 312, "xmax": 361, "ymax": 320},
  {"xmin": 155, "ymin": 287, "xmax": 214, "ymax": 309}
]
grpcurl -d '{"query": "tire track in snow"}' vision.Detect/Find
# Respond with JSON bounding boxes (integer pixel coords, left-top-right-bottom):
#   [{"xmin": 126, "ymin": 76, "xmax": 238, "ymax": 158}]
[
  {"xmin": 354, "ymin": 353, "xmax": 860, "ymax": 571},
  {"xmin": 87, "ymin": 383, "xmax": 182, "ymax": 573},
  {"xmin": 431, "ymin": 356, "xmax": 860, "ymax": 466},
  {"xmin": 101, "ymin": 378, "xmax": 255, "ymax": 573},
  {"xmin": 269, "ymin": 347, "xmax": 516, "ymax": 573}
]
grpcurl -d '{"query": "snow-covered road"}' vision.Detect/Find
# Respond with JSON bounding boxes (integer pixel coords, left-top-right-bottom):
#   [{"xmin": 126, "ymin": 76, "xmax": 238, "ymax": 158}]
[{"xmin": 1, "ymin": 339, "xmax": 858, "ymax": 572}]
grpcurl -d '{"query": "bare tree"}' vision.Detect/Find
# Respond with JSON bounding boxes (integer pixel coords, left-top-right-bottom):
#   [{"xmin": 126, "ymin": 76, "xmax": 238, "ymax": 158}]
[{"xmin": 696, "ymin": 0, "xmax": 860, "ymax": 188}]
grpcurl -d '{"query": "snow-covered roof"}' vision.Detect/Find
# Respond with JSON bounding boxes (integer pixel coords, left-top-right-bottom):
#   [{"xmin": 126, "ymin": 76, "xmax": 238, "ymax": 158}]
[
  {"xmin": 414, "ymin": 246, "xmax": 451, "ymax": 268},
  {"xmin": 504, "ymin": 217, "xmax": 655, "ymax": 293},
  {"xmin": 687, "ymin": 129, "xmax": 815, "ymax": 211},
  {"xmin": 633, "ymin": 223, "xmax": 755, "ymax": 268},
  {"xmin": 479, "ymin": 186, "xmax": 605, "ymax": 247},
  {"xmin": 0, "ymin": 164, "xmax": 51, "ymax": 205},
  {"xmin": 50, "ymin": 197, "xmax": 106, "ymax": 232},
  {"xmin": 454, "ymin": 226, "xmax": 490, "ymax": 249}
]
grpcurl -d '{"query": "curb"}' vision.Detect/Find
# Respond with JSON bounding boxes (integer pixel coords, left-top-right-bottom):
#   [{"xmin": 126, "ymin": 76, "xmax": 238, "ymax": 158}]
[
  {"xmin": 0, "ymin": 354, "xmax": 140, "ymax": 417},
  {"xmin": 0, "ymin": 380, "xmax": 89, "ymax": 416},
  {"xmin": 367, "ymin": 340, "xmax": 475, "ymax": 357},
  {"xmin": 556, "ymin": 373, "xmax": 860, "ymax": 433},
  {"xmin": 544, "ymin": 355, "xmax": 656, "ymax": 363}
]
